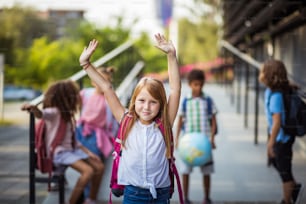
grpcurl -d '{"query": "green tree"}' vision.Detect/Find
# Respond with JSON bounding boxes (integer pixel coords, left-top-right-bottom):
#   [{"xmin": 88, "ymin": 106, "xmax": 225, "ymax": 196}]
[
  {"xmin": 173, "ymin": 0, "xmax": 222, "ymax": 65},
  {"xmin": 12, "ymin": 18, "xmax": 142, "ymax": 89},
  {"xmin": 134, "ymin": 33, "xmax": 168, "ymax": 74},
  {"xmin": 0, "ymin": 6, "xmax": 55, "ymax": 66},
  {"xmin": 178, "ymin": 18, "xmax": 219, "ymax": 65},
  {"xmin": 2, "ymin": 6, "xmax": 166, "ymax": 89}
]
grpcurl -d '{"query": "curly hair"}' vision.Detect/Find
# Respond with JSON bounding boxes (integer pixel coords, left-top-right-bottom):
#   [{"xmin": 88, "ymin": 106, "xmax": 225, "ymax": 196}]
[
  {"xmin": 260, "ymin": 59, "xmax": 290, "ymax": 92},
  {"xmin": 43, "ymin": 80, "xmax": 81, "ymax": 123}
]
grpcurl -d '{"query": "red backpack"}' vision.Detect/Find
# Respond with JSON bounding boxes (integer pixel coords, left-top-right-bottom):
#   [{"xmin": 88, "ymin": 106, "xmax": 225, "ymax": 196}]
[
  {"xmin": 35, "ymin": 117, "xmax": 67, "ymax": 187},
  {"xmin": 109, "ymin": 114, "xmax": 184, "ymax": 204}
]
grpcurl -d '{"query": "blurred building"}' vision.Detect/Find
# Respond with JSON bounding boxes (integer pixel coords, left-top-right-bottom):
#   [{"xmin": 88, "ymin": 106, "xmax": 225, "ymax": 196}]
[
  {"xmin": 222, "ymin": 0, "xmax": 306, "ymax": 88},
  {"xmin": 37, "ymin": 9, "xmax": 85, "ymax": 39},
  {"xmin": 155, "ymin": 0, "xmax": 173, "ymax": 27}
]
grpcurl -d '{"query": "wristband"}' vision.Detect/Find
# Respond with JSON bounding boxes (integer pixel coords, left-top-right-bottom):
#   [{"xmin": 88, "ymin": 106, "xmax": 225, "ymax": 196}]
[
  {"xmin": 80, "ymin": 61, "xmax": 89, "ymax": 66},
  {"xmin": 80, "ymin": 61, "xmax": 90, "ymax": 69},
  {"xmin": 82, "ymin": 62, "xmax": 91, "ymax": 70}
]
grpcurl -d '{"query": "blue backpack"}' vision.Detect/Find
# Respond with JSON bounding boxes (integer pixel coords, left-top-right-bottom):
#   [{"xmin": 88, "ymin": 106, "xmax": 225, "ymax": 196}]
[
  {"xmin": 281, "ymin": 89, "xmax": 306, "ymax": 137},
  {"xmin": 182, "ymin": 95, "xmax": 218, "ymax": 135}
]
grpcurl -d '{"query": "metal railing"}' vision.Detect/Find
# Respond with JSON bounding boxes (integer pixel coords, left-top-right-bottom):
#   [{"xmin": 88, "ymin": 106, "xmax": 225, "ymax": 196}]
[
  {"xmin": 220, "ymin": 40, "xmax": 263, "ymax": 144},
  {"xmin": 28, "ymin": 40, "xmax": 144, "ymax": 204}
]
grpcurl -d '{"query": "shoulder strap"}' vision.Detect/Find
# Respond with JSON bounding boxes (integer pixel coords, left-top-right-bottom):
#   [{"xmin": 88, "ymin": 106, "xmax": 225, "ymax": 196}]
[
  {"xmin": 182, "ymin": 97, "xmax": 188, "ymax": 113},
  {"xmin": 49, "ymin": 117, "xmax": 67, "ymax": 156},
  {"xmin": 156, "ymin": 119, "xmax": 184, "ymax": 204},
  {"xmin": 204, "ymin": 95, "xmax": 213, "ymax": 116},
  {"xmin": 114, "ymin": 113, "xmax": 132, "ymax": 152}
]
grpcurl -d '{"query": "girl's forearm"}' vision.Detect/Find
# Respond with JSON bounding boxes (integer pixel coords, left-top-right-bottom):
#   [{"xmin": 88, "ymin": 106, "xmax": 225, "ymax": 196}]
[
  {"xmin": 167, "ymin": 52, "xmax": 181, "ymax": 125},
  {"xmin": 82, "ymin": 63, "xmax": 125, "ymax": 122},
  {"xmin": 270, "ymin": 113, "xmax": 281, "ymax": 143},
  {"xmin": 83, "ymin": 63, "xmax": 113, "ymax": 92},
  {"xmin": 167, "ymin": 53, "xmax": 181, "ymax": 91}
]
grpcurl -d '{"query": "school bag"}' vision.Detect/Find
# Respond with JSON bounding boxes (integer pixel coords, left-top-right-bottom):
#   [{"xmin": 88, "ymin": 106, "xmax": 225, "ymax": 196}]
[
  {"xmin": 109, "ymin": 113, "xmax": 184, "ymax": 204},
  {"xmin": 35, "ymin": 117, "xmax": 67, "ymax": 188},
  {"xmin": 182, "ymin": 94, "xmax": 218, "ymax": 135},
  {"xmin": 281, "ymin": 88, "xmax": 306, "ymax": 137}
]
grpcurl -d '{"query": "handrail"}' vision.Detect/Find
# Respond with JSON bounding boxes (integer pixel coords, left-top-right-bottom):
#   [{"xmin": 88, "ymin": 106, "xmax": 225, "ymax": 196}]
[
  {"xmin": 29, "ymin": 40, "xmax": 135, "ymax": 106},
  {"xmin": 219, "ymin": 40, "xmax": 262, "ymax": 69}
]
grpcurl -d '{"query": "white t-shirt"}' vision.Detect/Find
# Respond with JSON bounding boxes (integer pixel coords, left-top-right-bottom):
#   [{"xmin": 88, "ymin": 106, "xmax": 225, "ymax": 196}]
[{"xmin": 118, "ymin": 120, "xmax": 170, "ymax": 198}]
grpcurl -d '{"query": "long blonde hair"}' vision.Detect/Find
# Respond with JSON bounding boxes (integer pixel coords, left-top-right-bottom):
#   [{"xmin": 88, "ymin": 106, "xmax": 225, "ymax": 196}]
[{"xmin": 122, "ymin": 77, "xmax": 172, "ymax": 158}]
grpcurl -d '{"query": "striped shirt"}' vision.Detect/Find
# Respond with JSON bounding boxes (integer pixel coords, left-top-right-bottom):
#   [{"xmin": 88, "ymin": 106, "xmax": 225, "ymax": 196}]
[{"xmin": 180, "ymin": 93, "xmax": 217, "ymax": 136}]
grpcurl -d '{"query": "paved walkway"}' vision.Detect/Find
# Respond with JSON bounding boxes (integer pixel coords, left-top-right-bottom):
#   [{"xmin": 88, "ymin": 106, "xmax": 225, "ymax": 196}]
[{"xmin": 0, "ymin": 83, "xmax": 305, "ymax": 204}]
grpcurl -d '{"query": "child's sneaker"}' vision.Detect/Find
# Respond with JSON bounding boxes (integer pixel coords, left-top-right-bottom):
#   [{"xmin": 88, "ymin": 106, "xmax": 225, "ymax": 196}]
[{"xmin": 292, "ymin": 183, "xmax": 304, "ymax": 204}]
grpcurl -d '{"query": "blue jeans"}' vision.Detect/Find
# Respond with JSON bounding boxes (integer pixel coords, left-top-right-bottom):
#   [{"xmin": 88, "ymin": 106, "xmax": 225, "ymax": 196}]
[{"xmin": 123, "ymin": 185, "xmax": 171, "ymax": 204}]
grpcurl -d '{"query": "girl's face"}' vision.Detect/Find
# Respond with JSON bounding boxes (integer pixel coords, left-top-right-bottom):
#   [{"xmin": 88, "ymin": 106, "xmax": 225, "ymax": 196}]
[{"xmin": 135, "ymin": 87, "xmax": 161, "ymax": 125}]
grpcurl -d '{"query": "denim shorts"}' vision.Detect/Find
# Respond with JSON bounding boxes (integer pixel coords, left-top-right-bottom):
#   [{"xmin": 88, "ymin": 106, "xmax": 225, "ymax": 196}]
[{"xmin": 123, "ymin": 185, "xmax": 171, "ymax": 204}]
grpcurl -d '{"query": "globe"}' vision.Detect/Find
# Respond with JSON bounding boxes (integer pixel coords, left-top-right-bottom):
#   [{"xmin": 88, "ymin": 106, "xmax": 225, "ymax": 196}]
[{"xmin": 178, "ymin": 132, "xmax": 212, "ymax": 166}]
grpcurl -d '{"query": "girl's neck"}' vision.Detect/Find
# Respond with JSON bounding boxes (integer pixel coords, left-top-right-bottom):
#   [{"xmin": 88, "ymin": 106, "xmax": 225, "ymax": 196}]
[{"xmin": 137, "ymin": 119, "xmax": 155, "ymax": 127}]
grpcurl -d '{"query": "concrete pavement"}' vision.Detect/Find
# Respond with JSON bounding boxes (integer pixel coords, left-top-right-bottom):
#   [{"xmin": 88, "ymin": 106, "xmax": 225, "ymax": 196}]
[{"xmin": 0, "ymin": 82, "xmax": 305, "ymax": 204}]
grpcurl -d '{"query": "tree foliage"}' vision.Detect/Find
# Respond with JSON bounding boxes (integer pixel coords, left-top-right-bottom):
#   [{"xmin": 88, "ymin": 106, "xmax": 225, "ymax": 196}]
[
  {"xmin": 0, "ymin": 6, "xmax": 55, "ymax": 65},
  {"xmin": 134, "ymin": 33, "xmax": 168, "ymax": 74},
  {"xmin": 178, "ymin": 18, "xmax": 219, "ymax": 65},
  {"xmin": 1, "ymin": 6, "xmax": 180, "ymax": 90}
]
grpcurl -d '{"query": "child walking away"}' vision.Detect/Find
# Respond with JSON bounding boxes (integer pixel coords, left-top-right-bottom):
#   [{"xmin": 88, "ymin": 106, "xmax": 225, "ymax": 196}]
[
  {"xmin": 76, "ymin": 66, "xmax": 118, "ymax": 200},
  {"xmin": 79, "ymin": 33, "xmax": 184, "ymax": 204},
  {"xmin": 259, "ymin": 59, "xmax": 303, "ymax": 204},
  {"xmin": 21, "ymin": 80, "xmax": 104, "ymax": 204},
  {"xmin": 175, "ymin": 69, "xmax": 218, "ymax": 204}
]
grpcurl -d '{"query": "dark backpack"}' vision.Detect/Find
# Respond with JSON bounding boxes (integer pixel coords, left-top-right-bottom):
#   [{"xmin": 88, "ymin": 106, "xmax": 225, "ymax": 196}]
[
  {"xmin": 109, "ymin": 114, "xmax": 184, "ymax": 204},
  {"xmin": 35, "ymin": 117, "xmax": 66, "ymax": 174},
  {"xmin": 281, "ymin": 89, "xmax": 306, "ymax": 137},
  {"xmin": 182, "ymin": 95, "xmax": 218, "ymax": 135}
]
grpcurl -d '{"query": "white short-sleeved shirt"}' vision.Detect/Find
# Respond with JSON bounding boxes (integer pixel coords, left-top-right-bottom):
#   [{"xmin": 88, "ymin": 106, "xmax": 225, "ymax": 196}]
[{"xmin": 117, "ymin": 120, "xmax": 170, "ymax": 198}]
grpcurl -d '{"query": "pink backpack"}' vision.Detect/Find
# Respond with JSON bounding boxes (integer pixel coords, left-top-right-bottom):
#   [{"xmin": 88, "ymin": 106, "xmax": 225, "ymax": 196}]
[
  {"xmin": 35, "ymin": 117, "xmax": 66, "ymax": 189},
  {"xmin": 109, "ymin": 114, "xmax": 184, "ymax": 204}
]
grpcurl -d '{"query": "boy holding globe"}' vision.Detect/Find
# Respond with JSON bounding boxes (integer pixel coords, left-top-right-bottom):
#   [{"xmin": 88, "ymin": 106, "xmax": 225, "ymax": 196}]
[{"xmin": 175, "ymin": 69, "xmax": 218, "ymax": 204}]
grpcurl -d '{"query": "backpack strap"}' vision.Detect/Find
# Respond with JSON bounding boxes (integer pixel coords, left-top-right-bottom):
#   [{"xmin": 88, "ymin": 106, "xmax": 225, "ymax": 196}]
[
  {"xmin": 40, "ymin": 117, "xmax": 67, "ymax": 191},
  {"xmin": 109, "ymin": 112, "xmax": 132, "ymax": 204},
  {"xmin": 156, "ymin": 119, "xmax": 184, "ymax": 204},
  {"xmin": 205, "ymin": 95, "xmax": 213, "ymax": 117},
  {"xmin": 49, "ymin": 117, "xmax": 67, "ymax": 156}
]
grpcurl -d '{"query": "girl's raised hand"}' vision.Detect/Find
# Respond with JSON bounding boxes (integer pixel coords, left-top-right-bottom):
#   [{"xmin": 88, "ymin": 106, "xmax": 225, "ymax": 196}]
[
  {"xmin": 79, "ymin": 39, "xmax": 99, "ymax": 65},
  {"xmin": 154, "ymin": 33, "xmax": 175, "ymax": 54}
]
